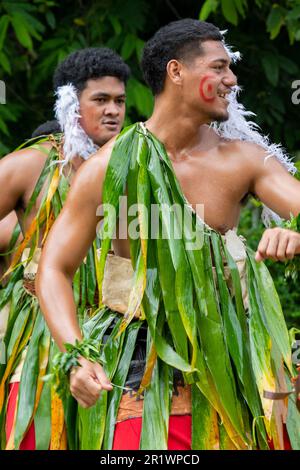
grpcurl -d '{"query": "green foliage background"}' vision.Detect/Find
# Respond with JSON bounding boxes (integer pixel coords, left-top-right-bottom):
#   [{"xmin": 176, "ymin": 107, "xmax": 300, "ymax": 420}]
[{"xmin": 0, "ymin": 0, "xmax": 299, "ymax": 326}]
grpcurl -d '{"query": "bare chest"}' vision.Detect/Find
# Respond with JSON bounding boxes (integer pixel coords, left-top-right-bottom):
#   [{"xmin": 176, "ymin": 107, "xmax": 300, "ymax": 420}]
[{"xmin": 172, "ymin": 158, "xmax": 250, "ymax": 233}]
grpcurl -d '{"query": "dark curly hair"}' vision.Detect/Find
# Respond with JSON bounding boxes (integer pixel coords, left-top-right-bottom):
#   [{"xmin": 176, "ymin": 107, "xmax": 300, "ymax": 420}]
[
  {"xmin": 53, "ymin": 47, "xmax": 130, "ymax": 92},
  {"xmin": 141, "ymin": 19, "xmax": 223, "ymax": 95}
]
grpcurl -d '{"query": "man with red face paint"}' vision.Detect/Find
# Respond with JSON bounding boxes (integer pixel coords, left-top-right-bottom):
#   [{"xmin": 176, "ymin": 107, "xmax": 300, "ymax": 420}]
[{"xmin": 37, "ymin": 20, "xmax": 300, "ymax": 450}]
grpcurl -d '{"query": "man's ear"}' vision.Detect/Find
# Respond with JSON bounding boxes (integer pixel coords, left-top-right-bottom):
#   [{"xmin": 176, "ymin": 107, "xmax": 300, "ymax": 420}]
[{"xmin": 166, "ymin": 59, "xmax": 183, "ymax": 87}]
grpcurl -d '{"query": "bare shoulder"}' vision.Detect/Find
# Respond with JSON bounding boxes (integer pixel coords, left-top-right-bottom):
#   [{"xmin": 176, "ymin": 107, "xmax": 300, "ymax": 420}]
[
  {"xmin": 232, "ymin": 140, "xmax": 268, "ymax": 159},
  {"xmin": 0, "ymin": 141, "xmax": 52, "ymax": 175},
  {"xmin": 0, "ymin": 141, "xmax": 55, "ymax": 215},
  {"xmin": 219, "ymin": 138, "xmax": 289, "ymax": 174},
  {"xmin": 203, "ymin": 127, "xmax": 260, "ymax": 160},
  {"xmin": 3, "ymin": 140, "xmax": 52, "ymax": 161},
  {"xmin": 236, "ymin": 140, "xmax": 292, "ymax": 175},
  {"xmin": 0, "ymin": 142, "xmax": 54, "ymax": 202},
  {"xmin": 218, "ymin": 138, "xmax": 263, "ymax": 156}
]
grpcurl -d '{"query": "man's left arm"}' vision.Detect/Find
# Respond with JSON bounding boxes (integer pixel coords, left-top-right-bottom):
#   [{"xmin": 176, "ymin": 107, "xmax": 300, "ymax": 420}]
[{"xmin": 249, "ymin": 146, "xmax": 300, "ymax": 262}]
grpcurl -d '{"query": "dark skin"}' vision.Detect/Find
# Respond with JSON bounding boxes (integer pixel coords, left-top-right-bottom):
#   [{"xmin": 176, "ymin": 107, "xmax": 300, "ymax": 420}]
[
  {"xmin": 0, "ymin": 76, "xmax": 126, "ymax": 241},
  {"xmin": 36, "ymin": 40, "xmax": 300, "ymax": 408}
]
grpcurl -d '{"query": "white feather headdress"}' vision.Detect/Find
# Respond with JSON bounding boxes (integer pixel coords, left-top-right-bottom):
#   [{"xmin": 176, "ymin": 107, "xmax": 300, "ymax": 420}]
[{"xmin": 54, "ymin": 83, "xmax": 99, "ymax": 168}]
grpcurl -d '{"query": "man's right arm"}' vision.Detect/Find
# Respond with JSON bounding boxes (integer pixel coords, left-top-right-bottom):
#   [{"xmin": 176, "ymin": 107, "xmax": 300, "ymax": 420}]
[
  {"xmin": 36, "ymin": 146, "xmax": 114, "ymax": 408},
  {"xmin": 0, "ymin": 147, "xmax": 47, "ymax": 220}
]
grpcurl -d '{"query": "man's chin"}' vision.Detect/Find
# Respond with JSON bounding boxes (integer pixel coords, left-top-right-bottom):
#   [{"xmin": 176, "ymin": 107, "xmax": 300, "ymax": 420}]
[{"xmin": 94, "ymin": 128, "xmax": 121, "ymax": 146}]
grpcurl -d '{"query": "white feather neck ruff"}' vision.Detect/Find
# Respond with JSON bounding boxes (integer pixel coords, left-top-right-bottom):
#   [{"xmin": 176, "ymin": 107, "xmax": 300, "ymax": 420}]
[
  {"xmin": 213, "ymin": 35, "xmax": 296, "ymax": 226},
  {"xmin": 54, "ymin": 83, "xmax": 99, "ymax": 167}
]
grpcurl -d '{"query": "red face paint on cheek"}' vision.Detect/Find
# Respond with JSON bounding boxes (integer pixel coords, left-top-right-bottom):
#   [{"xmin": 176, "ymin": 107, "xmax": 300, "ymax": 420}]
[{"xmin": 199, "ymin": 75, "xmax": 216, "ymax": 102}]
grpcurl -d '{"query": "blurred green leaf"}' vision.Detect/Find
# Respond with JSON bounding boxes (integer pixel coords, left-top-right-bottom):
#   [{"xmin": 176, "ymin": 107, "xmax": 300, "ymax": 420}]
[
  {"xmin": 267, "ymin": 6, "xmax": 284, "ymax": 39},
  {"xmin": 0, "ymin": 140, "xmax": 10, "ymax": 155},
  {"xmin": 40, "ymin": 38, "xmax": 66, "ymax": 51},
  {"xmin": 261, "ymin": 52, "xmax": 279, "ymax": 86},
  {"xmin": 269, "ymin": 107, "xmax": 283, "ymax": 123},
  {"xmin": 21, "ymin": 11, "xmax": 45, "ymax": 34},
  {"xmin": 46, "ymin": 11, "xmax": 56, "ymax": 29},
  {"xmin": 121, "ymin": 33, "xmax": 136, "ymax": 60},
  {"xmin": 271, "ymin": 93, "xmax": 285, "ymax": 113},
  {"xmin": 0, "ymin": 50, "xmax": 11, "ymax": 74},
  {"xmin": 126, "ymin": 78, "xmax": 153, "ymax": 118},
  {"xmin": 0, "ymin": 15, "xmax": 10, "ymax": 50},
  {"xmin": 0, "ymin": 105, "xmax": 19, "ymax": 122},
  {"xmin": 279, "ymin": 56, "xmax": 299, "ymax": 74},
  {"xmin": 135, "ymin": 38, "xmax": 145, "ymax": 62},
  {"xmin": 73, "ymin": 18, "xmax": 85, "ymax": 27},
  {"xmin": 11, "ymin": 13, "xmax": 33, "ymax": 49},
  {"xmin": 199, "ymin": 0, "xmax": 218, "ymax": 21},
  {"xmin": 221, "ymin": 0, "xmax": 238, "ymax": 25},
  {"xmin": 108, "ymin": 15, "xmax": 122, "ymax": 36},
  {"xmin": 0, "ymin": 116, "xmax": 9, "ymax": 135},
  {"xmin": 286, "ymin": 6, "xmax": 300, "ymax": 21},
  {"xmin": 2, "ymin": 1, "xmax": 37, "ymax": 15},
  {"xmin": 295, "ymin": 28, "xmax": 300, "ymax": 41},
  {"xmin": 233, "ymin": 0, "xmax": 247, "ymax": 18}
]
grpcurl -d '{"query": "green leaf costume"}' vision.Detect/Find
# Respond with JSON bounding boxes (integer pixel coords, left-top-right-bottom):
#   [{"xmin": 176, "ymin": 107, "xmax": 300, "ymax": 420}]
[{"xmin": 1, "ymin": 125, "xmax": 299, "ymax": 450}]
